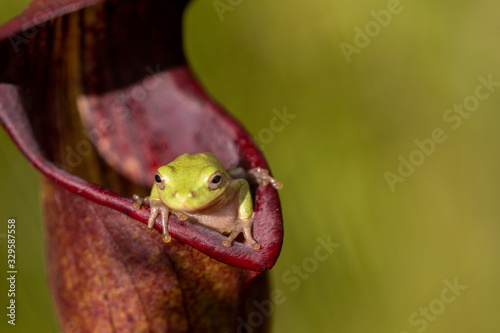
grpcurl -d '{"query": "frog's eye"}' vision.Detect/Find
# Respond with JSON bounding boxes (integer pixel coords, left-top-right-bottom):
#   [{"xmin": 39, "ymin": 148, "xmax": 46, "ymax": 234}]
[
  {"xmin": 155, "ymin": 173, "xmax": 165, "ymax": 190},
  {"xmin": 208, "ymin": 172, "xmax": 223, "ymax": 191}
]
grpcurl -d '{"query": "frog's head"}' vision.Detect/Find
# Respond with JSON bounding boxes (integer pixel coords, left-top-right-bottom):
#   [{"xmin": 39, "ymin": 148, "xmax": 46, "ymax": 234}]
[{"xmin": 153, "ymin": 152, "xmax": 231, "ymax": 212}]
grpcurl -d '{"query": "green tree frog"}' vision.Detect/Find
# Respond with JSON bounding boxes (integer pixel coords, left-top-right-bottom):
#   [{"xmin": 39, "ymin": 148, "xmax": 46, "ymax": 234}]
[{"xmin": 134, "ymin": 153, "xmax": 282, "ymax": 250}]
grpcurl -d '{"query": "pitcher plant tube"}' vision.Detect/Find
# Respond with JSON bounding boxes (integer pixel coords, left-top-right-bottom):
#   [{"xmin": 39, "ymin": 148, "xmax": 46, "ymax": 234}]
[{"xmin": 0, "ymin": 0, "xmax": 283, "ymax": 332}]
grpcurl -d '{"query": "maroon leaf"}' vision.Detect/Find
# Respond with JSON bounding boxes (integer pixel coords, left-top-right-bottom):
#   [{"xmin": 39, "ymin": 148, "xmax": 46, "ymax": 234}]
[
  {"xmin": 42, "ymin": 176, "xmax": 271, "ymax": 332},
  {"xmin": 0, "ymin": 0, "xmax": 283, "ymax": 332}
]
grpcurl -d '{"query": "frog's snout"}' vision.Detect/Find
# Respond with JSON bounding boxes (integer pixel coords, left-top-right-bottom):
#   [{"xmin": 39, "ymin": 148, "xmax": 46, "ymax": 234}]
[{"xmin": 173, "ymin": 190, "xmax": 196, "ymax": 201}]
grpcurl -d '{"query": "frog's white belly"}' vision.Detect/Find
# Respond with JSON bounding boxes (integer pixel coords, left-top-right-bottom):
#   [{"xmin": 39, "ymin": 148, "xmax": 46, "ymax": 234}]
[{"xmin": 183, "ymin": 197, "xmax": 240, "ymax": 234}]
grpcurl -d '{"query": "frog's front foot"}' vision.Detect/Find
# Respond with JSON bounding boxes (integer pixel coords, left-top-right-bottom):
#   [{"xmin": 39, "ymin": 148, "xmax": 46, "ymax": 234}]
[
  {"xmin": 146, "ymin": 198, "xmax": 172, "ymax": 243},
  {"xmin": 248, "ymin": 168, "xmax": 283, "ymax": 189}
]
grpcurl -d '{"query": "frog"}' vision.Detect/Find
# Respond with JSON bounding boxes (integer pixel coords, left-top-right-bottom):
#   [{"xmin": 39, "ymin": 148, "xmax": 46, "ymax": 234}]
[{"xmin": 133, "ymin": 152, "xmax": 282, "ymax": 250}]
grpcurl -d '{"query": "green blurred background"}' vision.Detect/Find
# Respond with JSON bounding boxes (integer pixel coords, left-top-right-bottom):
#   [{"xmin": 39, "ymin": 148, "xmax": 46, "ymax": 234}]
[{"xmin": 2, "ymin": 0, "xmax": 500, "ymax": 332}]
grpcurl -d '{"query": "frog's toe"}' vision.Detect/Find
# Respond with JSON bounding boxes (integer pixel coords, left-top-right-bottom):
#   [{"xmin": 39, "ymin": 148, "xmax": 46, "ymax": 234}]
[
  {"xmin": 251, "ymin": 242, "xmax": 261, "ymax": 250},
  {"xmin": 271, "ymin": 179, "xmax": 283, "ymax": 190},
  {"xmin": 132, "ymin": 194, "xmax": 144, "ymax": 209},
  {"xmin": 162, "ymin": 234, "xmax": 172, "ymax": 243},
  {"xmin": 222, "ymin": 239, "xmax": 232, "ymax": 247},
  {"xmin": 176, "ymin": 213, "xmax": 188, "ymax": 221}
]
